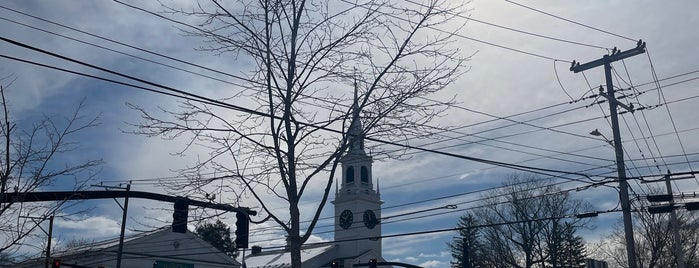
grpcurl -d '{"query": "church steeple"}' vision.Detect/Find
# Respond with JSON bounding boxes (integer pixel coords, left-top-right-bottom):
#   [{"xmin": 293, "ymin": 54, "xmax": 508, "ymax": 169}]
[
  {"xmin": 347, "ymin": 78, "xmax": 365, "ymax": 155},
  {"xmin": 332, "ymin": 78, "xmax": 383, "ymax": 261}
]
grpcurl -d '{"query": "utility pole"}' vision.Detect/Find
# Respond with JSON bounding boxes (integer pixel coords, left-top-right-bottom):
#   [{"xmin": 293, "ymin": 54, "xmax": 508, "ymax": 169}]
[
  {"xmin": 664, "ymin": 172, "xmax": 686, "ymax": 268},
  {"xmin": 46, "ymin": 215, "xmax": 53, "ymax": 268},
  {"xmin": 19, "ymin": 215, "xmax": 54, "ymax": 268},
  {"xmin": 92, "ymin": 183, "xmax": 130, "ymax": 268},
  {"xmin": 571, "ymin": 40, "xmax": 646, "ymax": 268}
]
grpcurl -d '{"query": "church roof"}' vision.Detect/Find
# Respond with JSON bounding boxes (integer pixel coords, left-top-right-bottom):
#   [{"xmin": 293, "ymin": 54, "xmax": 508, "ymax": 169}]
[{"xmin": 244, "ymin": 244, "xmax": 336, "ymax": 268}]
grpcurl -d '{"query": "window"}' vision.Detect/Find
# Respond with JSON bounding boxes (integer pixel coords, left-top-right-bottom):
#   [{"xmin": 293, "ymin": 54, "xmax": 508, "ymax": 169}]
[
  {"xmin": 345, "ymin": 166, "xmax": 355, "ymax": 184},
  {"xmin": 360, "ymin": 166, "xmax": 369, "ymax": 184}
]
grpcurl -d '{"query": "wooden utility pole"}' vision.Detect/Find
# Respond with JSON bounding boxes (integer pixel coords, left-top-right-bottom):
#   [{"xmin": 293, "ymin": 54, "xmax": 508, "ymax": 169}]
[
  {"xmin": 571, "ymin": 40, "xmax": 646, "ymax": 268},
  {"xmin": 117, "ymin": 184, "xmax": 130, "ymax": 268},
  {"xmin": 45, "ymin": 215, "xmax": 53, "ymax": 268},
  {"xmin": 665, "ymin": 172, "xmax": 686, "ymax": 268},
  {"xmin": 92, "ymin": 183, "xmax": 131, "ymax": 268}
]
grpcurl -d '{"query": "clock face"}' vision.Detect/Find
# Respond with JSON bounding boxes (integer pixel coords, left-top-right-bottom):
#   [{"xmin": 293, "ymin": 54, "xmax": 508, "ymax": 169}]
[
  {"xmin": 339, "ymin": 209, "xmax": 353, "ymax": 229},
  {"xmin": 363, "ymin": 209, "xmax": 378, "ymax": 229}
]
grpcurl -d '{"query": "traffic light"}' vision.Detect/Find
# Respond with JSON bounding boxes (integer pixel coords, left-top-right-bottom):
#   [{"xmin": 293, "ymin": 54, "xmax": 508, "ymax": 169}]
[
  {"xmin": 235, "ymin": 212, "xmax": 250, "ymax": 249},
  {"xmin": 369, "ymin": 258, "xmax": 377, "ymax": 268},
  {"xmin": 51, "ymin": 259, "xmax": 60, "ymax": 268},
  {"xmin": 172, "ymin": 199, "xmax": 189, "ymax": 233},
  {"xmin": 330, "ymin": 260, "xmax": 339, "ymax": 268}
]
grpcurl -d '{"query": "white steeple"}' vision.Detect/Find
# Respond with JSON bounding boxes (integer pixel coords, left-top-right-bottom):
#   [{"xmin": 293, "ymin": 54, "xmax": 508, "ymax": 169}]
[
  {"xmin": 332, "ymin": 78, "xmax": 382, "ymax": 260},
  {"xmin": 347, "ymin": 77, "xmax": 365, "ymax": 156}
]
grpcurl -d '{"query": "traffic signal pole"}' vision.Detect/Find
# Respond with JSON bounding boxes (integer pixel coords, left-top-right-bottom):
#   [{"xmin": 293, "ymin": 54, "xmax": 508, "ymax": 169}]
[
  {"xmin": 2, "ymin": 189, "xmax": 256, "ymax": 265},
  {"xmin": 571, "ymin": 40, "xmax": 646, "ymax": 268}
]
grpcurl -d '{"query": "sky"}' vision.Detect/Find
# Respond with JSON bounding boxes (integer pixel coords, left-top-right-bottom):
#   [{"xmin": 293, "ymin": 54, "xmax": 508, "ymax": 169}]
[{"xmin": 1, "ymin": 0, "xmax": 699, "ymax": 267}]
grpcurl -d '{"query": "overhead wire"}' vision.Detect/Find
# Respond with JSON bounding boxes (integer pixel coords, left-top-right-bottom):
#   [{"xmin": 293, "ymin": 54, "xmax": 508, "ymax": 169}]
[
  {"xmin": 3, "ymin": 1, "xmax": 699, "ymax": 259},
  {"xmin": 1, "ymin": 1, "xmax": 615, "ymax": 168},
  {"xmin": 9, "ymin": 1, "xmax": 696, "ymax": 180},
  {"xmin": 0, "ymin": 36, "xmax": 602, "ymax": 187},
  {"xmin": 0, "ymin": 4, "xmax": 257, "ymax": 86},
  {"xmin": 5, "ymin": 29, "xmax": 696, "ymax": 208},
  {"xmin": 336, "ymin": 0, "xmax": 572, "ymax": 62},
  {"xmin": 403, "ymin": 0, "xmax": 610, "ymax": 50},
  {"xmin": 646, "ymin": 49, "xmax": 697, "ymax": 184},
  {"xmin": 502, "ymin": 0, "xmax": 637, "ymax": 42},
  {"xmin": 250, "ymin": 178, "xmax": 617, "ymax": 245},
  {"xmin": 0, "ymin": 15, "xmax": 248, "ymax": 89},
  {"xmin": 6, "ymin": 1, "xmax": 699, "ymax": 183}
]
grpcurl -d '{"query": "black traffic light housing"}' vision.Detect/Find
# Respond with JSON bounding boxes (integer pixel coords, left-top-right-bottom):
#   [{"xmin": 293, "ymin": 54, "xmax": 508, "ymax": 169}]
[
  {"xmin": 369, "ymin": 258, "xmax": 377, "ymax": 268},
  {"xmin": 330, "ymin": 260, "xmax": 339, "ymax": 268},
  {"xmin": 235, "ymin": 212, "xmax": 250, "ymax": 249},
  {"xmin": 172, "ymin": 198, "xmax": 189, "ymax": 233},
  {"xmin": 51, "ymin": 259, "xmax": 61, "ymax": 268}
]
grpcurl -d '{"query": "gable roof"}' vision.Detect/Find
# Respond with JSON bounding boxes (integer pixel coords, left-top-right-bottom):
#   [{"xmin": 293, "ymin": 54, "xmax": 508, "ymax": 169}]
[
  {"xmin": 244, "ymin": 244, "xmax": 336, "ymax": 268},
  {"xmin": 18, "ymin": 226, "xmax": 241, "ymax": 267}
]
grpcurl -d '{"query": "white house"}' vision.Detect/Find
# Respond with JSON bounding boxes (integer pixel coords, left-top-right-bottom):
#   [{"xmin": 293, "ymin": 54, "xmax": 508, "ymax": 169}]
[{"xmin": 16, "ymin": 227, "xmax": 241, "ymax": 268}]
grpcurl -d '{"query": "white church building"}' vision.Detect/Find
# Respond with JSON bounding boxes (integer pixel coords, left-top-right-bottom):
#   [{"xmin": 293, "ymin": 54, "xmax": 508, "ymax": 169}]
[{"xmin": 244, "ymin": 90, "xmax": 387, "ymax": 268}]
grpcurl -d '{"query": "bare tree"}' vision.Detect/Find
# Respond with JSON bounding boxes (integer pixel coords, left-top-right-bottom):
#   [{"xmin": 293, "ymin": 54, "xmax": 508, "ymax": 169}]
[
  {"xmin": 127, "ymin": 0, "xmax": 471, "ymax": 266},
  {"xmin": 471, "ymin": 175, "xmax": 591, "ymax": 268},
  {"xmin": 0, "ymin": 78, "xmax": 102, "ymax": 255},
  {"xmin": 591, "ymin": 195, "xmax": 699, "ymax": 268}
]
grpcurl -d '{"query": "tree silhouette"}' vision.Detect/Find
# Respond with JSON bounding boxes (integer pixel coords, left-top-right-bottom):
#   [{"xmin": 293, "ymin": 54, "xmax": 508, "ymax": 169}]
[
  {"xmin": 127, "ymin": 1, "xmax": 472, "ymax": 266},
  {"xmin": 0, "ymin": 77, "xmax": 101, "ymax": 255},
  {"xmin": 195, "ymin": 219, "xmax": 237, "ymax": 258}
]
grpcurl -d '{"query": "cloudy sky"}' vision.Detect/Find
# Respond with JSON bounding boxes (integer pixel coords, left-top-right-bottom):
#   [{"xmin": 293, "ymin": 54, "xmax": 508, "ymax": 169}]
[{"xmin": 2, "ymin": 0, "xmax": 699, "ymax": 267}]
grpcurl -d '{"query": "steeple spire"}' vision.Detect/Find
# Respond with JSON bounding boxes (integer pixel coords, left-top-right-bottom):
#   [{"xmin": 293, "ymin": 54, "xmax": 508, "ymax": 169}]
[{"xmin": 348, "ymin": 75, "xmax": 365, "ymax": 154}]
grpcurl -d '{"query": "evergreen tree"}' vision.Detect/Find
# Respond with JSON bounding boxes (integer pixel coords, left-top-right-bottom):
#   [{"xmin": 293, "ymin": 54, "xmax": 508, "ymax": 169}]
[
  {"xmin": 558, "ymin": 223, "xmax": 586, "ymax": 268},
  {"xmin": 195, "ymin": 219, "xmax": 238, "ymax": 258},
  {"xmin": 448, "ymin": 213, "xmax": 485, "ymax": 268}
]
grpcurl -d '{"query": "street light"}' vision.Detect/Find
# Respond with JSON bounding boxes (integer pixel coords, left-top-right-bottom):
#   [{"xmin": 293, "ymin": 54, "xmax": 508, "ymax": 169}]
[{"xmin": 590, "ymin": 129, "xmax": 613, "ymax": 147}]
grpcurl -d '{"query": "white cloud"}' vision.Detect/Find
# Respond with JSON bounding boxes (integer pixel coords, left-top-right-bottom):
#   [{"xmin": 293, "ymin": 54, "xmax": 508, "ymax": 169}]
[
  {"xmin": 419, "ymin": 260, "xmax": 444, "ymax": 268},
  {"xmin": 55, "ymin": 216, "xmax": 122, "ymax": 238},
  {"xmin": 418, "ymin": 251, "xmax": 450, "ymax": 258}
]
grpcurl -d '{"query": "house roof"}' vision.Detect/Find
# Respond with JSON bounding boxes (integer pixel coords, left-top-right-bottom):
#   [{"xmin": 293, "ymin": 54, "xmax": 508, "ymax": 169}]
[
  {"xmin": 244, "ymin": 244, "xmax": 336, "ymax": 268},
  {"xmin": 51, "ymin": 226, "xmax": 171, "ymax": 257},
  {"xmin": 18, "ymin": 226, "xmax": 241, "ymax": 267}
]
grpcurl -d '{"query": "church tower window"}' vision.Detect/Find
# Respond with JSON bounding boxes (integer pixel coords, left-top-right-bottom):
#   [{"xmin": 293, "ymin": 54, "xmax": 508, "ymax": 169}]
[
  {"xmin": 360, "ymin": 166, "xmax": 369, "ymax": 185},
  {"xmin": 345, "ymin": 166, "xmax": 355, "ymax": 184}
]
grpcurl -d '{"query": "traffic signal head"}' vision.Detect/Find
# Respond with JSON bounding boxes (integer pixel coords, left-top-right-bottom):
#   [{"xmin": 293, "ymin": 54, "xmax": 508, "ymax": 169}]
[
  {"xmin": 172, "ymin": 199, "xmax": 189, "ymax": 233},
  {"xmin": 369, "ymin": 258, "xmax": 377, "ymax": 268},
  {"xmin": 330, "ymin": 260, "xmax": 339, "ymax": 268},
  {"xmin": 235, "ymin": 212, "xmax": 250, "ymax": 249},
  {"xmin": 51, "ymin": 259, "xmax": 60, "ymax": 268}
]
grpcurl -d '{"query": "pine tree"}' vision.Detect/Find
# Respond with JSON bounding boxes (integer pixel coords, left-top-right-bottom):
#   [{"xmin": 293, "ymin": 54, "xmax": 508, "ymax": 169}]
[
  {"xmin": 448, "ymin": 213, "xmax": 485, "ymax": 268},
  {"xmin": 559, "ymin": 223, "xmax": 586, "ymax": 268}
]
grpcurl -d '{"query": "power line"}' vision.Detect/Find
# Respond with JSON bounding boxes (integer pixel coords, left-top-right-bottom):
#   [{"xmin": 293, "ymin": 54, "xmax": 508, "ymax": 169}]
[
  {"xmin": 503, "ymin": 0, "xmax": 637, "ymax": 42},
  {"xmin": 352, "ymin": 0, "xmax": 573, "ymax": 62},
  {"xmin": 0, "ymin": 15, "xmax": 248, "ymax": 89},
  {"xmin": 8, "ymin": 3, "xmax": 696, "ymax": 178},
  {"xmin": 2, "ymin": 7, "xmax": 608, "ymax": 168},
  {"xmin": 0, "ymin": 4, "xmax": 256, "ymax": 86},
  {"xmin": 0, "ymin": 36, "xmax": 598, "ymax": 184},
  {"xmin": 404, "ymin": 0, "xmax": 610, "ymax": 50}
]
